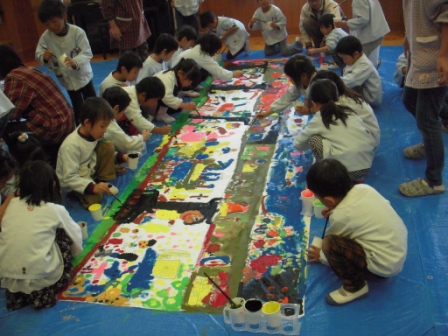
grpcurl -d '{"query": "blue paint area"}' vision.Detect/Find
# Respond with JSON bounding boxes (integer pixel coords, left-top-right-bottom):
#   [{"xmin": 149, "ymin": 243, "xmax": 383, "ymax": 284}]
[
  {"xmin": 170, "ymin": 161, "xmax": 194, "ymax": 181},
  {"xmin": 199, "ymin": 255, "xmax": 231, "ymax": 265},
  {"xmin": 200, "ymin": 173, "xmax": 221, "ymax": 181},
  {"xmin": 196, "ymin": 153, "xmax": 209, "ymax": 160},
  {"xmin": 221, "ymin": 147, "xmax": 231, "ymax": 154},
  {"xmin": 126, "ymin": 248, "xmax": 156, "ymax": 292},
  {"xmin": 205, "ymin": 140, "xmax": 220, "ymax": 146}
]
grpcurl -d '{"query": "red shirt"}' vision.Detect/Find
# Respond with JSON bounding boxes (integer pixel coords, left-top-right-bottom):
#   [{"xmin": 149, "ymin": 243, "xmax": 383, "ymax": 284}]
[
  {"xmin": 101, "ymin": 0, "xmax": 151, "ymax": 50},
  {"xmin": 4, "ymin": 67, "xmax": 75, "ymax": 144}
]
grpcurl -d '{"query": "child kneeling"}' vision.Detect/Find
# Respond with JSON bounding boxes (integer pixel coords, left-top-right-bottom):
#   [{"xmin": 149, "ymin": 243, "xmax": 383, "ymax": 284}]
[
  {"xmin": 0, "ymin": 161, "xmax": 83, "ymax": 310},
  {"xmin": 306, "ymin": 159, "xmax": 407, "ymax": 305}
]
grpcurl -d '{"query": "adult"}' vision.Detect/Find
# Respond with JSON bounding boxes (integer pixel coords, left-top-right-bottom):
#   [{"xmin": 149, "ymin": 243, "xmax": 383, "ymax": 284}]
[
  {"xmin": 101, "ymin": 0, "xmax": 151, "ymax": 62},
  {"xmin": 299, "ymin": 0, "xmax": 342, "ymax": 51},
  {"xmin": 0, "ymin": 45, "xmax": 75, "ymax": 164},
  {"xmin": 170, "ymin": 0, "xmax": 204, "ymax": 36},
  {"xmin": 334, "ymin": 0, "xmax": 389, "ymax": 68},
  {"xmin": 398, "ymin": 0, "xmax": 448, "ymax": 197}
]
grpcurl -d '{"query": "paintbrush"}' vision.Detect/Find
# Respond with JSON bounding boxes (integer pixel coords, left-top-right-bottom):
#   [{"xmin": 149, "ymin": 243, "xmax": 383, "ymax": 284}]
[
  {"xmin": 321, "ymin": 216, "xmax": 330, "ymax": 239},
  {"xmin": 194, "ymin": 108, "xmax": 204, "ymax": 120},
  {"xmin": 110, "ymin": 193, "xmax": 130, "ymax": 209},
  {"xmin": 204, "ymin": 273, "xmax": 239, "ymax": 309}
]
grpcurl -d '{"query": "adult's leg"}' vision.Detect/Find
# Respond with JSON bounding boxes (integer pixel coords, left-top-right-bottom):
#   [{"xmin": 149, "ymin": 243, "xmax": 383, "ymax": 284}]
[
  {"xmin": 362, "ymin": 36, "xmax": 383, "ymax": 68},
  {"xmin": 182, "ymin": 13, "xmax": 200, "ymax": 36},
  {"xmin": 303, "ymin": 17, "xmax": 323, "ymax": 48},
  {"xmin": 67, "ymin": 89, "xmax": 85, "ymax": 124},
  {"xmin": 80, "ymin": 80, "xmax": 97, "ymax": 101},
  {"xmin": 134, "ymin": 42, "xmax": 149, "ymax": 63},
  {"xmin": 279, "ymin": 38, "xmax": 302, "ymax": 57}
]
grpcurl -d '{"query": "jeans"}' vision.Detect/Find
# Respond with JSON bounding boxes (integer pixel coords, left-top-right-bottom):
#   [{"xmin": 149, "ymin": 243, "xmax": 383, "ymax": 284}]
[
  {"xmin": 403, "ymin": 86, "xmax": 448, "ymax": 186},
  {"xmin": 67, "ymin": 80, "xmax": 97, "ymax": 124},
  {"xmin": 264, "ymin": 38, "xmax": 302, "ymax": 57}
]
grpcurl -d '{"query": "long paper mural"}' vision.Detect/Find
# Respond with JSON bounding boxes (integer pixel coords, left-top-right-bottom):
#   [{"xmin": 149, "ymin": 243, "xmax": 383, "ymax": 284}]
[{"xmin": 60, "ymin": 59, "xmax": 311, "ymax": 314}]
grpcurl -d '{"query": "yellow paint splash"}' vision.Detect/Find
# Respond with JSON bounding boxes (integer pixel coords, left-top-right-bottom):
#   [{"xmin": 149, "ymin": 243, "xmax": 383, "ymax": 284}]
[
  {"xmin": 177, "ymin": 140, "xmax": 205, "ymax": 157},
  {"xmin": 155, "ymin": 209, "xmax": 180, "ymax": 221},
  {"xmin": 220, "ymin": 203, "xmax": 229, "ymax": 216},
  {"xmin": 187, "ymin": 276, "xmax": 213, "ymax": 307},
  {"xmin": 243, "ymin": 162, "xmax": 257, "ymax": 173},
  {"xmin": 191, "ymin": 163, "xmax": 206, "ymax": 181},
  {"xmin": 139, "ymin": 222, "xmax": 170, "ymax": 233},
  {"xmin": 153, "ymin": 260, "xmax": 181, "ymax": 279}
]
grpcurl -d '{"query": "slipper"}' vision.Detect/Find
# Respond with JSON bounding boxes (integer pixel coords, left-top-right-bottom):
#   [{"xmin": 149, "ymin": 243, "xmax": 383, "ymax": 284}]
[
  {"xmin": 115, "ymin": 166, "xmax": 128, "ymax": 176},
  {"xmin": 399, "ymin": 178, "xmax": 445, "ymax": 197},
  {"xmin": 403, "ymin": 143, "xmax": 425, "ymax": 160},
  {"xmin": 325, "ymin": 282, "xmax": 369, "ymax": 306}
]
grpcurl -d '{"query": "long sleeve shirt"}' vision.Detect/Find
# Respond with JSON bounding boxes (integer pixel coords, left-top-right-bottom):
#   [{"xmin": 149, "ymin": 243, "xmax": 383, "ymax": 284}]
[
  {"xmin": 154, "ymin": 71, "xmax": 183, "ymax": 110},
  {"xmin": 325, "ymin": 28, "xmax": 348, "ymax": 51},
  {"xmin": 106, "ymin": 119, "xmax": 145, "ymax": 153},
  {"xmin": 215, "ymin": 16, "xmax": 250, "ymax": 55},
  {"xmin": 250, "ymin": 5, "xmax": 288, "ymax": 46},
  {"xmin": 122, "ymin": 86, "xmax": 156, "ymax": 132},
  {"xmin": 348, "ymin": 0, "xmax": 390, "ymax": 44},
  {"xmin": 173, "ymin": 0, "xmax": 204, "ymax": 17}
]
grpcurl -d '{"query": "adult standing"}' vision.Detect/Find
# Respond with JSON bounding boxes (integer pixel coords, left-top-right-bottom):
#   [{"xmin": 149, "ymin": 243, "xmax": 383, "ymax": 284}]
[
  {"xmin": 334, "ymin": 0, "xmax": 389, "ymax": 68},
  {"xmin": 170, "ymin": 0, "xmax": 204, "ymax": 36},
  {"xmin": 299, "ymin": 0, "xmax": 342, "ymax": 51},
  {"xmin": 101, "ymin": 0, "xmax": 151, "ymax": 62},
  {"xmin": 398, "ymin": 0, "xmax": 448, "ymax": 197}
]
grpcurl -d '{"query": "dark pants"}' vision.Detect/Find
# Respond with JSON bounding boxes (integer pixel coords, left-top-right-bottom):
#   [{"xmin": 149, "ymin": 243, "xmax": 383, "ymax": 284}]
[
  {"xmin": 303, "ymin": 17, "xmax": 323, "ymax": 48},
  {"xmin": 67, "ymin": 80, "xmax": 97, "ymax": 124},
  {"xmin": 119, "ymin": 41, "xmax": 149, "ymax": 63},
  {"xmin": 322, "ymin": 234, "xmax": 383, "ymax": 292},
  {"xmin": 403, "ymin": 86, "xmax": 448, "ymax": 186},
  {"xmin": 0, "ymin": 109, "xmax": 12, "ymax": 139},
  {"xmin": 174, "ymin": 10, "xmax": 200, "ymax": 36}
]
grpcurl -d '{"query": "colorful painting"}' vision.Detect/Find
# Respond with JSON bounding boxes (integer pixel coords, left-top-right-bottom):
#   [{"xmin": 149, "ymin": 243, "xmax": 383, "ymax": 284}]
[{"xmin": 60, "ymin": 59, "xmax": 311, "ymax": 315}]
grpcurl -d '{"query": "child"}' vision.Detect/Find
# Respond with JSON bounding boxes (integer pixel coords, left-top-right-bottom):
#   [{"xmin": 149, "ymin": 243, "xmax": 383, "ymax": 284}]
[
  {"xmin": 6, "ymin": 132, "xmax": 48, "ymax": 168},
  {"xmin": 165, "ymin": 25, "xmax": 198, "ymax": 70},
  {"xmin": 0, "ymin": 148, "xmax": 15, "ymax": 206},
  {"xmin": 136, "ymin": 34, "xmax": 179, "ymax": 83},
  {"xmin": 171, "ymin": 33, "xmax": 244, "ymax": 86},
  {"xmin": 36, "ymin": 0, "xmax": 96, "ymax": 123},
  {"xmin": 306, "ymin": 13, "xmax": 348, "ymax": 68},
  {"xmin": 312, "ymin": 70, "xmax": 380, "ymax": 149},
  {"xmin": 257, "ymin": 55, "xmax": 317, "ymax": 119},
  {"xmin": 0, "ymin": 90, "xmax": 14, "ymax": 139},
  {"xmin": 122, "ymin": 77, "xmax": 172, "ymax": 134},
  {"xmin": 200, "ymin": 10, "xmax": 250, "ymax": 60},
  {"xmin": 98, "ymin": 51, "xmax": 143, "ymax": 96},
  {"xmin": 56, "ymin": 98, "xmax": 128, "ymax": 208},
  {"xmin": 248, "ymin": 0, "xmax": 302, "ymax": 57},
  {"xmin": 293, "ymin": 79, "xmax": 375, "ymax": 182},
  {"xmin": 0, "ymin": 160, "xmax": 83, "ymax": 311},
  {"xmin": 335, "ymin": 36, "xmax": 382, "ymax": 106},
  {"xmin": 306, "ymin": 158, "xmax": 407, "ymax": 306},
  {"xmin": 154, "ymin": 59, "xmax": 201, "ymax": 124},
  {"xmin": 102, "ymin": 86, "xmax": 150, "ymax": 153},
  {"xmin": 171, "ymin": 0, "xmax": 204, "ymax": 36}
]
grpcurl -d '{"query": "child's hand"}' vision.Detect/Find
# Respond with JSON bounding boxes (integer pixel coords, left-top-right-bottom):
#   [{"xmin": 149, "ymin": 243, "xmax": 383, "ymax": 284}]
[
  {"xmin": 122, "ymin": 154, "xmax": 128, "ymax": 163},
  {"xmin": 295, "ymin": 105, "xmax": 311, "ymax": 115},
  {"xmin": 64, "ymin": 56, "xmax": 76, "ymax": 68},
  {"xmin": 322, "ymin": 207, "xmax": 332, "ymax": 218},
  {"xmin": 307, "ymin": 48, "xmax": 316, "ymax": 55},
  {"xmin": 256, "ymin": 110, "xmax": 272, "ymax": 119},
  {"xmin": 182, "ymin": 102, "xmax": 196, "ymax": 111},
  {"xmin": 306, "ymin": 245, "xmax": 321, "ymax": 263},
  {"xmin": 43, "ymin": 49, "xmax": 53, "ymax": 62},
  {"xmin": 249, "ymin": 18, "xmax": 258, "ymax": 26},
  {"xmin": 93, "ymin": 182, "xmax": 111, "ymax": 195},
  {"xmin": 233, "ymin": 70, "xmax": 244, "ymax": 78},
  {"xmin": 157, "ymin": 125, "xmax": 172, "ymax": 135},
  {"xmin": 270, "ymin": 22, "xmax": 280, "ymax": 30},
  {"xmin": 334, "ymin": 20, "xmax": 348, "ymax": 29},
  {"xmin": 142, "ymin": 129, "xmax": 151, "ymax": 141}
]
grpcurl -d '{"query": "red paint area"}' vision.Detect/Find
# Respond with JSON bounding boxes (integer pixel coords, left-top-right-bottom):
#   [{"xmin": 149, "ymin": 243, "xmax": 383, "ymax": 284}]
[
  {"xmin": 108, "ymin": 238, "xmax": 123, "ymax": 245},
  {"xmin": 206, "ymin": 243, "xmax": 221, "ymax": 253},
  {"xmin": 250, "ymin": 255, "xmax": 282, "ymax": 273},
  {"xmin": 218, "ymin": 103, "xmax": 234, "ymax": 112},
  {"xmin": 253, "ymin": 239, "xmax": 265, "ymax": 248}
]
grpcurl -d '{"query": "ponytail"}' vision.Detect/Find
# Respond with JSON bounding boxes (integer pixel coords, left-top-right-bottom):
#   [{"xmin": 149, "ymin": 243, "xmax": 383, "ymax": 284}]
[{"xmin": 321, "ymin": 100, "xmax": 351, "ymax": 129}]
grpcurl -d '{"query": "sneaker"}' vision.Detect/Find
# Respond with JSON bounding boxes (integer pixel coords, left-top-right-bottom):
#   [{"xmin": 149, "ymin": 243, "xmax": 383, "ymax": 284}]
[
  {"xmin": 156, "ymin": 112, "xmax": 176, "ymax": 124},
  {"xmin": 403, "ymin": 143, "xmax": 425, "ymax": 160},
  {"xmin": 325, "ymin": 282, "xmax": 369, "ymax": 306},
  {"xmin": 183, "ymin": 90, "xmax": 200, "ymax": 98},
  {"xmin": 399, "ymin": 178, "xmax": 446, "ymax": 197}
]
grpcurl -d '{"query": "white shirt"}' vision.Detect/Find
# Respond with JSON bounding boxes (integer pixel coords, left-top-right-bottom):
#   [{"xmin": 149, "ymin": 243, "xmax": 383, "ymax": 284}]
[
  {"xmin": 56, "ymin": 127, "xmax": 98, "ymax": 194},
  {"xmin": 106, "ymin": 119, "xmax": 145, "ymax": 153},
  {"xmin": 270, "ymin": 85, "xmax": 304, "ymax": 113},
  {"xmin": 136, "ymin": 55, "xmax": 165, "ymax": 83},
  {"xmin": 348, "ymin": 0, "xmax": 390, "ymax": 44},
  {"xmin": 250, "ymin": 5, "xmax": 288, "ymax": 46},
  {"xmin": 173, "ymin": 0, "xmax": 203, "ymax": 17},
  {"xmin": 171, "ymin": 45, "xmax": 233, "ymax": 81},
  {"xmin": 98, "ymin": 71, "xmax": 125, "ymax": 97},
  {"xmin": 0, "ymin": 198, "xmax": 83, "ymax": 293},
  {"xmin": 342, "ymin": 53, "xmax": 382, "ymax": 106},
  {"xmin": 294, "ymin": 110, "xmax": 375, "ymax": 171},
  {"xmin": 166, "ymin": 48, "xmax": 183, "ymax": 69},
  {"xmin": 0, "ymin": 90, "xmax": 14, "ymax": 118},
  {"xmin": 325, "ymin": 184, "xmax": 407, "ymax": 277},
  {"xmin": 154, "ymin": 71, "xmax": 183, "ymax": 109},
  {"xmin": 394, "ymin": 53, "xmax": 407, "ymax": 87},
  {"xmin": 215, "ymin": 16, "xmax": 250, "ymax": 55},
  {"xmin": 325, "ymin": 28, "xmax": 348, "ymax": 51},
  {"xmin": 122, "ymin": 85, "xmax": 156, "ymax": 132},
  {"xmin": 36, "ymin": 24, "xmax": 93, "ymax": 91}
]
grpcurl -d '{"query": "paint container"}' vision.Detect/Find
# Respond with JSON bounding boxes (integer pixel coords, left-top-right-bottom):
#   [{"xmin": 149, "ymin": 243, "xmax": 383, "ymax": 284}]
[
  {"xmin": 58, "ymin": 53, "xmax": 68, "ymax": 67},
  {"xmin": 293, "ymin": 100, "xmax": 304, "ymax": 108},
  {"xmin": 88, "ymin": 203, "xmax": 103, "ymax": 221},
  {"xmin": 320, "ymin": 63, "xmax": 328, "ymax": 70},
  {"xmin": 311, "ymin": 236, "xmax": 323, "ymax": 249},
  {"xmin": 319, "ymin": 52, "xmax": 326, "ymax": 64},
  {"xmin": 223, "ymin": 297, "xmax": 246, "ymax": 330},
  {"xmin": 300, "ymin": 189, "xmax": 314, "ymax": 217},
  {"xmin": 313, "ymin": 200, "xmax": 324, "ymax": 218},
  {"xmin": 244, "ymin": 299, "xmax": 263, "ymax": 329},
  {"xmin": 108, "ymin": 183, "xmax": 119, "ymax": 196},
  {"xmin": 128, "ymin": 152, "xmax": 140, "ymax": 170},
  {"xmin": 77, "ymin": 221, "xmax": 88, "ymax": 240},
  {"xmin": 265, "ymin": 21, "xmax": 274, "ymax": 30},
  {"xmin": 262, "ymin": 301, "xmax": 282, "ymax": 329}
]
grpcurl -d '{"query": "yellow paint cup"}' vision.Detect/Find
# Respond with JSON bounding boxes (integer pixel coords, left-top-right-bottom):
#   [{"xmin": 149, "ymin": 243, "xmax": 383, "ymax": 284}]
[
  {"xmin": 262, "ymin": 301, "xmax": 282, "ymax": 328},
  {"xmin": 88, "ymin": 203, "xmax": 103, "ymax": 221}
]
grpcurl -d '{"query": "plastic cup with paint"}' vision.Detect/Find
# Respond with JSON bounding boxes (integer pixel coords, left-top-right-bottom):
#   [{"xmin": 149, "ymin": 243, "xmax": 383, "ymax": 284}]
[
  {"xmin": 266, "ymin": 21, "xmax": 274, "ymax": 30},
  {"xmin": 88, "ymin": 203, "xmax": 103, "ymax": 221},
  {"xmin": 294, "ymin": 100, "xmax": 304, "ymax": 108},
  {"xmin": 300, "ymin": 189, "xmax": 314, "ymax": 216},
  {"xmin": 108, "ymin": 183, "xmax": 119, "ymax": 196},
  {"xmin": 262, "ymin": 301, "xmax": 282, "ymax": 328},
  {"xmin": 244, "ymin": 298, "xmax": 262, "ymax": 327},
  {"xmin": 223, "ymin": 297, "xmax": 246, "ymax": 328},
  {"xmin": 313, "ymin": 200, "xmax": 325, "ymax": 218},
  {"xmin": 58, "ymin": 53, "xmax": 68, "ymax": 67},
  {"xmin": 320, "ymin": 63, "xmax": 329, "ymax": 70},
  {"xmin": 77, "ymin": 221, "xmax": 88, "ymax": 240},
  {"xmin": 311, "ymin": 236, "xmax": 323, "ymax": 249},
  {"xmin": 128, "ymin": 152, "xmax": 140, "ymax": 170}
]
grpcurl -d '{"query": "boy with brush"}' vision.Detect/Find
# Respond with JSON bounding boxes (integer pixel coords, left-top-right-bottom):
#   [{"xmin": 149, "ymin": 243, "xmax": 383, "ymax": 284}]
[{"xmin": 305, "ymin": 159, "xmax": 407, "ymax": 305}]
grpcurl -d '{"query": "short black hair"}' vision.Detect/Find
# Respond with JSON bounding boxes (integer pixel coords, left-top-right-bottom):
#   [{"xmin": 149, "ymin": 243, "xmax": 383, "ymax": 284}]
[
  {"xmin": 102, "ymin": 86, "xmax": 132, "ymax": 113},
  {"xmin": 153, "ymin": 34, "xmax": 179, "ymax": 55},
  {"xmin": 197, "ymin": 33, "xmax": 222, "ymax": 56},
  {"xmin": 177, "ymin": 25, "xmax": 198, "ymax": 42},
  {"xmin": 6, "ymin": 132, "xmax": 47, "ymax": 168},
  {"xmin": 306, "ymin": 158, "xmax": 353, "ymax": 198},
  {"xmin": 284, "ymin": 54, "xmax": 316, "ymax": 88},
  {"xmin": 335, "ymin": 36, "xmax": 363, "ymax": 56},
  {"xmin": 19, "ymin": 160, "xmax": 62, "ymax": 205},
  {"xmin": 116, "ymin": 51, "xmax": 143, "ymax": 72},
  {"xmin": 318, "ymin": 13, "xmax": 335, "ymax": 29},
  {"xmin": 79, "ymin": 97, "xmax": 114, "ymax": 126},
  {"xmin": 0, "ymin": 45, "xmax": 24, "ymax": 79},
  {"xmin": 135, "ymin": 77, "xmax": 165, "ymax": 101},
  {"xmin": 172, "ymin": 58, "xmax": 201, "ymax": 84},
  {"xmin": 38, "ymin": 0, "xmax": 66, "ymax": 23},
  {"xmin": 200, "ymin": 10, "xmax": 216, "ymax": 29},
  {"xmin": 0, "ymin": 148, "xmax": 15, "ymax": 180}
]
